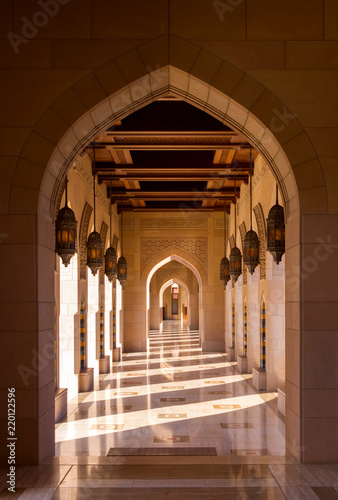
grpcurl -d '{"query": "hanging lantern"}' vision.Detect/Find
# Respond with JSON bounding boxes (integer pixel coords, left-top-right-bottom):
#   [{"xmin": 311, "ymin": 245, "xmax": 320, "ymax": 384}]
[
  {"xmin": 220, "ymin": 256, "xmax": 230, "ymax": 287},
  {"xmin": 105, "ymin": 175, "xmax": 117, "ymax": 282},
  {"xmin": 87, "ymin": 139, "xmax": 103, "ymax": 276},
  {"xmin": 55, "ymin": 177, "xmax": 78, "ymax": 267},
  {"xmin": 117, "ymin": 255, "xmax": 127, "ymax": 285},
  {"xmin": 229, "ymin": 246, "xmax": 242, "ymax": 283},
  {"xmin": 105, "ymin": 246, "xmax": 117, "ymax": 282},
  {"xmin": 229, "ymin": 173, "xmax": 242, "ymax": 283},
  {"xmin": 117, "ymin": 197, "xmax": 127, "ymax": 287},
  {"xmin": 267, "ymin": 185, "xmax": 285, "ymax": 265},
  {"xmin": 243, "ymin": 229, "xmax": 260, "ymax": 274},
  {"xmin": 87, "ymin": 231, "xmax": 103, "ymax": 276},
  {"xmin": 243, "ymin": 147, "xmax": 260, "ymax": 274},
  {"xmin": 220, "ymin": 197, "xmax": 230, "ymax": 288}
]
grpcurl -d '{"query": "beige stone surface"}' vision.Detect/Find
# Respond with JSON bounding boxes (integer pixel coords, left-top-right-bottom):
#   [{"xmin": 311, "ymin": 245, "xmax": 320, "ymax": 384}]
[
  {"xmin": 286, "ymin": 328, "xmax": 300, "ymax": 388},
  {"xmin": 2, "ymin": 0, "xmax": 338, "ymax": 467},
  {"xmin": 287, "ymin": 41, "xmax": 338, "ymax": 70},
  {"xmin": 0, "ymin": 69, "xmax": 90, "ymax": 127},
  {"xmin": 248, "ymin": 70, "xmax": 338, "ymax": 128},
  {"xmin": 138, "ymin": 36, "xmax": 170, "ymax": 71},
  {"xmin": 92, "ymin": 0, "xmax": 168, "ymax": 39},
  {"xmin": 196, "ymin": 40, "xmax": 286, "ymax": 70},
  {"xmin": 73, "ymin": 73, "xmax": 108, "ymax": 110},
  {"xmin": 0, "ymin": 0, "xmax": 13, "ymax": 39},
  {"xmin": 93, "ymin": 63, "xmax": 127, "ymax": 102},
  {"xmin": 230, "ymin": 74, "xmax": 265, "ymax": 110},
  {"xmin": 53, "ymin": 39, "xmax": 143, "ymax": 69},
  {"xmin": 292, "ymin": 159, "xmax": 325, "ymax": 191},
  {"xmin": 247, "ymin": 0, "xmax": 324, "ymax": 40},
  {"xmin": 303, "ymin": 331, "xmax": 338, "ymax": 388},
  {"xmin": 0, "ymin": 39, "xmax": 52, "ymax": 68},
  {"xmin": 303, "ymin": 417, "xmax": 338, "ymax": 462},
  {"xmin": 190, "ymin": 49, "xmax": 223, "ymax": 85},
  {"xmin": 324, "ymin": 0, "xmax": 338, "ymax": 39},
  {"xmin": 211, "ymin": 60, "xmax": 244, "ymax": 97},
  {"xmin": 170, "ymin": 0, "xmax": 246, "ymax": 40},
  {"xmin": 13, "ymin": 0, "xmax": 92, "ymax": 39},
  {"xmin": 169, "ymin": 35, "xmax": 200, "ymax": 73}
]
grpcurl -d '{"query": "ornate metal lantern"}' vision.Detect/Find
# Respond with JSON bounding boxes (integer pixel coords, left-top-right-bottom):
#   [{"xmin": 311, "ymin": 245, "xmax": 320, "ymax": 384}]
[
  {"xmin": 117, "ymin": 255, "xmax": 127, "ymax": 285},
  {"xmin": 229, "ymin": 173, "xmax": 242, "ymax": 283},
  {"xmin": 87, "ymin": 230, "xmax": 103, "ymax": 276},
  {"xmin": 105, "ymin": 175, "xmax": 117, "ymax": 282},
  {"xmin": 87, "ymin": 140, "xmax": 103, "ymax": 276},
  {"xmin": 243, "ymin": 147, "xmax": 260, "ymax": 274},
  {"xmin": 220, "ymin": 256, "xmax": 230, "ymax": 287},
  {"xmin": 105, "ymin": 246, "xmax": 117, "ymax": 282},
  {"xmin": 55, "ymin": 177, "xmax": 78, "ymax": 267},
  {"xmin": 117, "ymin": 197, "xmax": 127, "ymax": 286},
  {"xmin": 229, "ymin": 246, "xmax": 242, "ymax": 283},
  {"xmin": 267, "ymin": 185, "xmax": 285, "ymax": 265},
  {"xmin": 220, "ymin": 196, "xmax": 230, "ymax": 288}
]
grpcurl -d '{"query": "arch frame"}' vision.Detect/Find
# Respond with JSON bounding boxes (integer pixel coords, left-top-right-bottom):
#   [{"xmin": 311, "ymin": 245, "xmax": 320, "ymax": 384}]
[{"xmin": 35, "ymin": 63, "xmax": 300, "ymax": 226}]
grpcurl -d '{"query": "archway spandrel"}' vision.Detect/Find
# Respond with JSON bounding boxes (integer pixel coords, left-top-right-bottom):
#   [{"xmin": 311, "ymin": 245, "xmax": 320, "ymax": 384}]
[
  {"xmin": 23, "ymin": 45, "xmax": 321, "ymax": 219},
  {"xmin": 142, "ymin": 249, "xmax": 208, "ymax": 287},
  {"xmin": 141, "ymin": 237, "xmax": 207, "ymax": 271}
]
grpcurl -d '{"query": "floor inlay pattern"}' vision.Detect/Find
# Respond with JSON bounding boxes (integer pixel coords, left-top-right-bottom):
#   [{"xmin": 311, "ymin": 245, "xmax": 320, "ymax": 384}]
[
  {"xmin": 108, "ymin": 447, "xmax": 217, "ymax": 456},
  {"xmin": 38, "ymin": 321, "xmax": 338, "ymax": 499},
  {"xmin": 8, "ymin": 313, "xmax": 336, "ymax": 500}
]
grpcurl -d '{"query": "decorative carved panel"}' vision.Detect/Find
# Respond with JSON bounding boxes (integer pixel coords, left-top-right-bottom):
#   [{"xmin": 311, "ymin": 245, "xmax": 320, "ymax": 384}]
[
  {"xmin": 239, "ymin": 222, "xmax": 247, "ymax": 286},
  {"xmin": 141, "ymin": 218, "xmax": 208, "ymax": 230},
  {"xmin": 79, "ymin": 203, "xmax": 93, "ymax": 280},
  {"xmin": 156, "ymin": 266, "xmax": 194, "ymax": 293},
  {"xmin": 55, "ymin": 179, "xmax": 66, "ymax": 218},
  {"xmin": 253, "ymin": 203, "xmax": 267, "ymax": 280},
  {"xmin": 112, "ymin": 234, "xmax": 119, "ymax": 251},
  {"xmin": 141, "ymin": 238, "xmax": 207, "ymax": 267}
]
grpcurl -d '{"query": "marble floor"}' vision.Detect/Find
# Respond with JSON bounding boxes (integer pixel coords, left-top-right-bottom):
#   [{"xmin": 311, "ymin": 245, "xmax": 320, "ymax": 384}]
[{"xmin": 2, "ymin": 322, "xmax": 338, "ymax": 499}]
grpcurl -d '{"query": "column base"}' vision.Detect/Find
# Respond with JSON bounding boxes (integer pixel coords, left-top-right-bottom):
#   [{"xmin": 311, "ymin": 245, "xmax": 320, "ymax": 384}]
[
  {"xmin": 252, "ymin": 367, "xmax": 267, "ymax": 391},
  {"xmin": 237, "ymin": 354, "xmax": 248, "ymax": 373},
  {"xmin": 79, "ymin": 368, "xmax": 94, "ymax": 392},
  {"xmin": 113, "ymin": 347, "xmax": 121, "ymax": 362},
  {"xmin": 99, "ymin": 355, "xmax": 110, "ymax": 374},
  {"xmin": 55, "ymin": 388, "xmax": 68, "ymax": 423},
  {"xmin": 227, "ymin": 347, "xmax": 235, "ymax": 361},
  {"xmin": 278, "ymin": 387, "xmax": 286, "ymax": 416}
]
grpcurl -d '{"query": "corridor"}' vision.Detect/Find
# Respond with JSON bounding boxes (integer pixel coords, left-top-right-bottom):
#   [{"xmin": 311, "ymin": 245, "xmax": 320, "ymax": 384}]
[
  {"xmin": 2, "ymin": 323, "xmax": 338, "ymax": 499},
  {"xmin": 55, "ymin": 321, "xmax": 285, "ymax": 457}
]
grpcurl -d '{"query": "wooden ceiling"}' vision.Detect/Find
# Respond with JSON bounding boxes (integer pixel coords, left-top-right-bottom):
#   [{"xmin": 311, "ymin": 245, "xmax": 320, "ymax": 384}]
[{"xmin": 84, "ymin": 99, "xmax": 258, "ymax": 212}]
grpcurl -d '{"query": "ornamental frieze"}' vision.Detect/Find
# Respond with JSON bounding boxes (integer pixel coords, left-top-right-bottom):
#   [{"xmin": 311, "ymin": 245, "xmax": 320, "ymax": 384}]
[{"xmin": 141, "ymin": 238, "xmax": 207, "ymax": 266}]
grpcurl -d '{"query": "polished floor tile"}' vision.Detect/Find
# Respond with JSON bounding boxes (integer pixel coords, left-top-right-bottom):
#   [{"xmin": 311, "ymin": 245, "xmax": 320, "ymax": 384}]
[{"xmin": 4, "ymin": 321, "xmax": 330, "ymax": 499}]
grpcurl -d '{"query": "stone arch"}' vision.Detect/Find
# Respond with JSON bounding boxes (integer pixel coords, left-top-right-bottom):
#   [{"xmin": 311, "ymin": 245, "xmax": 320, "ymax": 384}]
[
  {"xmin": 19, "ymin": 46, "xmax": 316, "ymax": 223},
  {"xmin": 157, "ymin": 271, "xmax": 194, "ymax": 297},
  {"xmin": 159, "ymin": 278, "xmax": 191, "ymax": 309},
  {"xmin": 239, "ymin": 221, "xmax": 248, "ymax": 285},
  {"xmin": 142, "ymin": 247, "xmax": 208, "ymax": 289},
  {"xmin": 79, "ymin": 202, "xmax": 92, "ymax": 280},
  {"xmin": 253, "ymin": 203, "xmax": 267, "ymax": 280}
]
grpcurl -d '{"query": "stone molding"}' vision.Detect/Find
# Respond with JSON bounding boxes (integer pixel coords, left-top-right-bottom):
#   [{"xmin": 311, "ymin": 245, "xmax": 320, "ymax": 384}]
[
  {"xmin": 79, "ymin": 202, "xmax": 93, "ymax": 280},
  {"xmin": 253, "ymin": 203, "xmax": 267, "ymax": 280}
]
